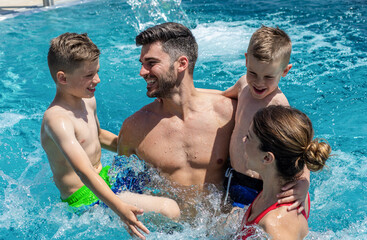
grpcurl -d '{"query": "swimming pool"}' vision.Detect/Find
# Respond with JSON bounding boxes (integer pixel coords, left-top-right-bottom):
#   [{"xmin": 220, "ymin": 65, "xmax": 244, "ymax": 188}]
[{"xmin": 0, "ymin": 0, "xmax": 366, "ymax": 239}]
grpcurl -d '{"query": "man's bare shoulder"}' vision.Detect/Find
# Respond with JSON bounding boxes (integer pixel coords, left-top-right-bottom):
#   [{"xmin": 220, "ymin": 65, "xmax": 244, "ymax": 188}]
[
  {"xmin": 118, "ymin": 100, "xmax": 162, "ymax": 154},
  {"xmin": 120, "ymin": 100, "xmax": 163, "ymax": 138},
  {"xmin": 202, "ymin": 91, "xmax": 236, "ymax": 120},
  {"xmin": 123, "ymin": 100, "xmax": 161, "ymax": 126}
]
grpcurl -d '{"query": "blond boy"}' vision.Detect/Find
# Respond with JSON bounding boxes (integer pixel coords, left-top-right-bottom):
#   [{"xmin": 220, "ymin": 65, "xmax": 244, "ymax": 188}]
[
  {"xmin": 205, "ymin": 26, "xmax": 309, "ymax": 209},
  {"xmin": 41, "ymin": 33, "xmax": 179, "ymax": 239}
]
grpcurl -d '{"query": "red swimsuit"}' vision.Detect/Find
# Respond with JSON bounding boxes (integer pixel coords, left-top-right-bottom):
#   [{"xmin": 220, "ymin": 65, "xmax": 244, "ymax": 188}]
[{"xmin": 239, "ymin": 192, "xmax": 310, "ymax": 239}]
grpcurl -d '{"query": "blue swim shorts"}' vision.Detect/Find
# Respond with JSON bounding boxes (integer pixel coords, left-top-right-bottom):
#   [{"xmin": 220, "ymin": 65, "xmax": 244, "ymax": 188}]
[
  {"xmin": 110, "ymin": 155, "xmax": 150, "ymax": 194},
  {"xmin": 223, "ymin": 168, "xmax": 263, "ymax": 208}
]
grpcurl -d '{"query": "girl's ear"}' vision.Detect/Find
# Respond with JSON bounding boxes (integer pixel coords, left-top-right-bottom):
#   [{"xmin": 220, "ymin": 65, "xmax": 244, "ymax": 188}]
[
  {"xmin": 263, "ymin": 152, "xmax": 275, "ymax": 164},
  {"xmin": 177, "ymin": 56, "xmax": 188, "ymax": 72},
  {"xmin": 56, "ymin": 71, "xmax": 67, "ymax": 84}
]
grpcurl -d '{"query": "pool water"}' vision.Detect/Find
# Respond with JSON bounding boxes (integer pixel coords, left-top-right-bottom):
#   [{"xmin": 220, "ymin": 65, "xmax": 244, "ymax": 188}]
[{"xmin": 0, "ymin": 0, "xmax": 366, "ymax": 239}]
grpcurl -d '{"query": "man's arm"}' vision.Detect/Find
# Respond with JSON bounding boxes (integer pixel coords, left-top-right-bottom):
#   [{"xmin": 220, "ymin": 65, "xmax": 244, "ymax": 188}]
[
  {"xmin": 117, "ymin": 116, "xmax": 138, "ymax": 156},
  {"xmin": 44, "ymin": 115, "xmax": 149, "ymax": 239}
]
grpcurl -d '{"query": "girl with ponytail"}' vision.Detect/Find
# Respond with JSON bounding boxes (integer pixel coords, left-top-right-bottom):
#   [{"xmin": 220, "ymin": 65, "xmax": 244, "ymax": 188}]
[{"xmin": 238, "ymin": 105, "xmax": 331, "ymax": 240}]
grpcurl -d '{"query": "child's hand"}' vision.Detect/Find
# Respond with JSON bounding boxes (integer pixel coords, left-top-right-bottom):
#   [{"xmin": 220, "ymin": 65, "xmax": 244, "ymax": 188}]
[
  {"xmin": 276, "ymin": 177, "xmax": 310, "ymax": 213},
  {"xmin": 119, "ymin": 204, "xmax": 150, "ymax": 239}
]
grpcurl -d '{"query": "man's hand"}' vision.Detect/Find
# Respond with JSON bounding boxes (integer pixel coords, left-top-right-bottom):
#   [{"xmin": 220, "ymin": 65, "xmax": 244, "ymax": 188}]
[
  {"xmin": 276, "ymin": 177, "xmax": 310, "ymax": 213},
  {"xmin": 119, "ymin": 204, "xmax": 149, "ymax": 239}
]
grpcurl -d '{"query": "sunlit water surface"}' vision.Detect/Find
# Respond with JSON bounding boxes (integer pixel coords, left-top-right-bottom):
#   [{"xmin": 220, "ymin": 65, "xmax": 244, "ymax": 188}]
[{"xmin": 0, "ymin": 0, "xmax": 366, "ymax": 239}]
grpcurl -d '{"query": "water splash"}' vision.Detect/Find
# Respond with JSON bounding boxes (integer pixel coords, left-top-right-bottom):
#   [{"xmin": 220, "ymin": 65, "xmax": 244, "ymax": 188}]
[{"xmin": 126, "ymin": 0, "xmax": 191, "ymax": 32}]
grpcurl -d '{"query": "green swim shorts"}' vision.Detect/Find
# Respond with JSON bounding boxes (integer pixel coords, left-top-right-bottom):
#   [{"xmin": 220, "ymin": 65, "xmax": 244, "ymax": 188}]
[{"xmin": 61, "ymin": 165, "xmax": 111, "ymax": 208}]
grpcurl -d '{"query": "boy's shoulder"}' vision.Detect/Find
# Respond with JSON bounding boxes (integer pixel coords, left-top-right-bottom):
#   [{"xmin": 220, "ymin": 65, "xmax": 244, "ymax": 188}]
[
  {"xmin": 237, "ymin": 75, "xmax": 248, "ymax": 90},
  {"xmin": 42, "ymin": 105, "xmax": 74, "ymax": 136},
  {"xmin": 268, "ymin": 88, "xmax": 289, "ymax": 106},
  {"xmin": 42, "ymin": 97, "xmax": 97, "ymax": 127}
]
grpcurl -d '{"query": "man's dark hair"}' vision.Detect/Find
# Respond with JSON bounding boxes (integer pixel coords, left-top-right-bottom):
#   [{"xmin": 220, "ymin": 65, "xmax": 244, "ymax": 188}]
[{"xmin": 136, "ymin": 22, "xmax": 198, "ymax": 75}]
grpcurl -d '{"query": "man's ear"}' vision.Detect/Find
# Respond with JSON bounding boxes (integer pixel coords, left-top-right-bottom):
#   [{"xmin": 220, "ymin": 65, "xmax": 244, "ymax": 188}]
[
  {"xmin": 177, "ymin": 56, "xmax": 188, "ymax": 72},
  {"xmin": 56, "ymin": 71, "xmax": 67, "ymax": 84},
  {"xmin": 263, "ymin": 152, "xmax": 275, "ymax": 164},
  {"xmin": 281, "ymin": 64, "xmax": 292, "ymax": 77}
]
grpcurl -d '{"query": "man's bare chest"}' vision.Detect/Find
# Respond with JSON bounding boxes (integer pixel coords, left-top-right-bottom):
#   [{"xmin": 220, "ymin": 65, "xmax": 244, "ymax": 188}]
[{"xmin": 137, "ymin": 117, "xmax": 226, "ymax": 170}]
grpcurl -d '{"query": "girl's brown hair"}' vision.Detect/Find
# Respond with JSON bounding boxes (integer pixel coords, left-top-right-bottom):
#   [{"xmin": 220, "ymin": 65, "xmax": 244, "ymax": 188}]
[{"xmin": 252, "ymin": 105, "xmax": 331, "ymax": 181}]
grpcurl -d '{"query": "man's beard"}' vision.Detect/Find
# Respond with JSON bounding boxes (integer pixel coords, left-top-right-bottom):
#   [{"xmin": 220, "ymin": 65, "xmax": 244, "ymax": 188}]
[{"xmin": 147, "ymin": 65, "xmax": 177, "ymax": 98}]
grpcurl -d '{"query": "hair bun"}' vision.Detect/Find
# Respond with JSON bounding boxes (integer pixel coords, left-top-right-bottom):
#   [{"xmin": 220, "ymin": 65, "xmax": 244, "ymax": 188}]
[{"xmin": 303, "ymin": 139, "xmax": 331, "ymax": 172}]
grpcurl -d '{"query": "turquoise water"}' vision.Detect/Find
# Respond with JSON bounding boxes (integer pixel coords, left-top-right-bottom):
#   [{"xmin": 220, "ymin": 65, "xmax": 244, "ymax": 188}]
[{"xmin": 0, "ymin": 0, "xmax": 366, "ymax": 239}]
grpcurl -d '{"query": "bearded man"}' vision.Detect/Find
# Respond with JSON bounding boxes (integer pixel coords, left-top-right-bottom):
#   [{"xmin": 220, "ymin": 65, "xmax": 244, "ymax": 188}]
[{"xmin": 117, "ymin": 22, "xmax": 236, "ymax": 189}]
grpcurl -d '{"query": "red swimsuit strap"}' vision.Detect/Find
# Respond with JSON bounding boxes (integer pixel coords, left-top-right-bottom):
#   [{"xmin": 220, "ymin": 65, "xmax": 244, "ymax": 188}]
[{"xmin": 245, "ymin": 192, "xmax": 310, "ymax": 225}]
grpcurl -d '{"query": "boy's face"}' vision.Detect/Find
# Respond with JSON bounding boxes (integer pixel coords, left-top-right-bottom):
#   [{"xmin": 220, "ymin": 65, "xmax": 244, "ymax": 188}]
[
  {"xmin": 139, "ymin": 41, "xmax": 178, "ymax": 98},
  {"xmin": 62, "ymin": 59, "xmax": 100, "ymax": 99},
  {"xmin": 245, "ymin": 53, "xmax": 291, "ymax": 100}
]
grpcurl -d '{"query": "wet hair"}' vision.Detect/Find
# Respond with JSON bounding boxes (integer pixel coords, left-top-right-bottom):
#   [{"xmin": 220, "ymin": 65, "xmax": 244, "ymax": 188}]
[
  {"xmin": 47, "ymin": 32, "xmax": 100, "ymax": 82},
  {"xmin": 135, "ymin": 22, "xmax": 198, "ymax": 75},
  {"xmin": 247, "ymin": 25, "xmax": 292, "ymax": 68},
  {"xmin": 252, "ymin": 105, "xmax": 331, "ymax": 182}
]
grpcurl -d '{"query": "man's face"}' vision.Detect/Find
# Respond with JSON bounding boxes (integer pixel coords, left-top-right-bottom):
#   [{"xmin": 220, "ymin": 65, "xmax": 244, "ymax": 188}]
[
  {"xmin": 64, "ymin": 59, "xmax": 100, "ymax": 99},
  {"xmin": 245, "ymin": 54, "xmax": 286, "ymax": 100},
  {"xmin": 139, "ymin": 42, "xmax": 177, "ymax": 98}
]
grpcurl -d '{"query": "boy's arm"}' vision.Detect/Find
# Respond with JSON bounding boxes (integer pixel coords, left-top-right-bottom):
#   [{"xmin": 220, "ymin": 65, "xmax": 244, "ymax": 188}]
[
  {"xmin": 44, "ymin": 116, "xmax": 149, "ymax": 239},
  {"xmin": 99, "ymin": 128, "xmax": 118, "ymax": 152},
  {"xmin": 276, "ymin": 167, "xmax": 310, "ymax": 212},
  {"xmin": 197, "ymin": 75, "xmax": 245, "ymax": 99},
  {"xmin": 222, "ymin": 75, "xmax": 246, "ymax": 99},
  {"xmin": 196, "ymin": 88, "xmax": 224, "ymax": 95},
  {"xmin": 95, "ymin": 112, "xmax": 118, "ymax": 152}
]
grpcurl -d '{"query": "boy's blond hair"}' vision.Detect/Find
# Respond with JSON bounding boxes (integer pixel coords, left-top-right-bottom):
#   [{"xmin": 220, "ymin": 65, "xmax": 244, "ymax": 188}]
[
  {"xmin": 247, "ymin": 26, "xmax": 292, "ymax": 68},
  {"xmin": 47, "ymin": 33, "xmax": 100, "ymax": 82}
]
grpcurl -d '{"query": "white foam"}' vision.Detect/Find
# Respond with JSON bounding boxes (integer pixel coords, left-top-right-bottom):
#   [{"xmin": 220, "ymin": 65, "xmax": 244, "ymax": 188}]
[
  {"xmin": 0, "ymin": 112, "xmax": 25, "ymax": 129},
  {"xmin": 192, "ymin": 21, "xmax": 255, "ymax": 61}
]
